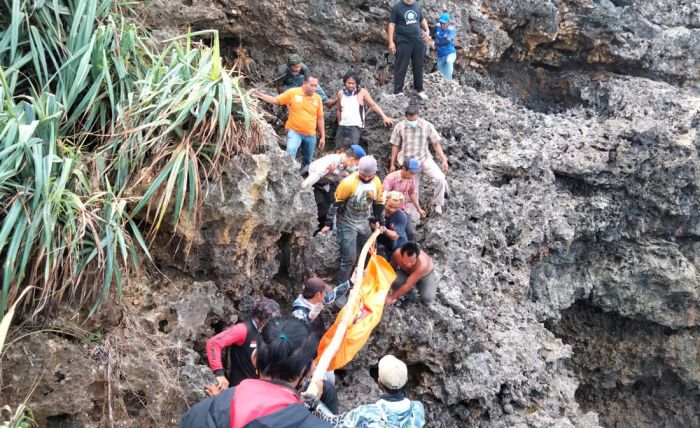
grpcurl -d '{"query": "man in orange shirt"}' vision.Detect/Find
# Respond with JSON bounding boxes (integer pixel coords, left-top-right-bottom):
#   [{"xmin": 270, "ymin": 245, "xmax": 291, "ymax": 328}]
[{"xmin": 255, "ymin": 74, "xmax": 326, "ymax": 167}]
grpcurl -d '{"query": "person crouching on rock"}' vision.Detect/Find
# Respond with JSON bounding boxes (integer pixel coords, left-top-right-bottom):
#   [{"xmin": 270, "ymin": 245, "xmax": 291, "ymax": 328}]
[
  {"xmin": 311, "ymin": 354, "xmax": 425, "ymax": 427},
  {"xmin": 292, "ymin": 277, "xmax": 352, "ymax": 336},
  {"xmin": 386, "ymin": 241, "xmax": 436, "ymax": 305},
  {"xmin": 371, "ymin": 191, "xmax": 410, "ymax": 260},
  {"xmin": 182, "ymin": 316, "xmax": 333, "ymax": 428},
  {"xmin": 383, "ymin": 158, "xmax": 426, "ymax": 226},
  {"xmin": 204, "ymin": 298, "xmax": 281, "ymax": 395},
  {"xmin": 301, "ymin": 144, "xmax": 366, "ymax": 232}
]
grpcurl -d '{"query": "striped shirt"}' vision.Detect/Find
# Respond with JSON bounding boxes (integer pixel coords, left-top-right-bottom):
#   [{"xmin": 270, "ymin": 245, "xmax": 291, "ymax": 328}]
[{"xmin": 389, "ymin": 119, "xmax": 442, "ymax": 162}]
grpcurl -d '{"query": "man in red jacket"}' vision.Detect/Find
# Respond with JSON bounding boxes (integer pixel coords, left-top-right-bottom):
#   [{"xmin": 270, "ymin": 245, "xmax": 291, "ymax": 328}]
[
  {"xmin": 205, "ymin": 299, "xmax": 281, "ymax": 394},
  {"xmin": 182, "ymin": 316, "xmax": 332, "ymax": 428}
]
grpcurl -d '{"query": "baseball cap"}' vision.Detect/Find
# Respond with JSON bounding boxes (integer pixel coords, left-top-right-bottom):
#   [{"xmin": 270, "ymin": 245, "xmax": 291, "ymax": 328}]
[
  {"xmin": 405, "ymin": 158, "xmax": 421, "ymax": 172},
  {"xmin": 358, "ymin": 156, "xmax": 377, "ymax": 175},
  {"xmin": 350, "ymin": 144, "xmax": 366, "ymax": 158},
  {"xmin": 438, "ymin": 13, "xmax": 450, "ymax": 24},
  {"xmin": 378, "ymin": 355, "xmax": 408, "ymax": 389},
  {"xmin": 304, "ymin": 277, "xmax": 331, "ymax": 296},
  {"xmin": 252, "ymin": 298, "xmax": 281, "ymax": 321},
  {"xmin": 287, "ymin": 54, "xmax": 302, "ymax": 66}
]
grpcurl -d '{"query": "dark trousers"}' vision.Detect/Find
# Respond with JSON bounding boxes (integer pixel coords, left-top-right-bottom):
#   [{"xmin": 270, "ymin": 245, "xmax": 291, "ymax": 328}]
[
  {"xmin": 335, "ymin": 125, "xmax": 362, "ymax": 150},
  {"xmin": 391, "ymin": 268, "xmax": 437, "ymax": 304},
  {"xmin": 313, "ymin": 182, "xmax": 337, "ymax": 228},
  {"xmin": 394, "ymin": 40, "xmax": 424, "ymax": 94}
]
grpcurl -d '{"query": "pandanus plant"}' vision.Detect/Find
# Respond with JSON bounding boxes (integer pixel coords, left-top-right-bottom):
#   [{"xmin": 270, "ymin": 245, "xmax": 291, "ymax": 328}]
[{"xmin": 0, "ymin": 0, "xmax": 264, "ymax": 320}]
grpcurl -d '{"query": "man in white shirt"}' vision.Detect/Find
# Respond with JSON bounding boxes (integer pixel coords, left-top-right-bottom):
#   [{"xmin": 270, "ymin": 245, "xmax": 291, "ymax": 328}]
[{"xmin": 302, "ymin": 145, "xmax": 366, "ymax": 231}]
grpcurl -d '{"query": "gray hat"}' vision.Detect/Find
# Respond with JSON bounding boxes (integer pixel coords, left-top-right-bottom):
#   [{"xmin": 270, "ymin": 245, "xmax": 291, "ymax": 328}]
[
  {"xmin": 358, "ymin": 155, "xmax": 378, "ymax": 175},
  {"xmin": 378, "ymin": 355, "xmax": 408, "ymax": 389},
  {"xmin": 287, "ymin": 54, "xmax": 302, "ymax": 66}
]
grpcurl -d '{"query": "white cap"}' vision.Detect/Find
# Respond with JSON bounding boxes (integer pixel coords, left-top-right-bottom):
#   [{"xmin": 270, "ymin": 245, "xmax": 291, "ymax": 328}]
[{"xmin": 378, "ymin": 355, "xmax": 407, "ymax": 389}]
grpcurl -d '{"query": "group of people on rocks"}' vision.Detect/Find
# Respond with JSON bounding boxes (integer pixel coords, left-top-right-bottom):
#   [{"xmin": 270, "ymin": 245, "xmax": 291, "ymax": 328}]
[
  {"xmin": 185, "ymin": 307, "xmax": 424, "ymax": 427},
  {"xmin": 183, "ymin": 1, "xmax": 458, "ymax": 426}
]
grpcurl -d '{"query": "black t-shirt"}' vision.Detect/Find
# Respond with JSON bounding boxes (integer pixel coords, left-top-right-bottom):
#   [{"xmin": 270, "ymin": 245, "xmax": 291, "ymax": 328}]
[{"xmin": 389, "ymin": 1, "xmax": 424, "ymax": 43}]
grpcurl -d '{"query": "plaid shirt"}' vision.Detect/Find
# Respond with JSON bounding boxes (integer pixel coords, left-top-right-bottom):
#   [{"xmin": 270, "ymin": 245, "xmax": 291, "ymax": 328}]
[{"xmin": 389, "ymin": 118, "xmax": 442, "ymax": 163}]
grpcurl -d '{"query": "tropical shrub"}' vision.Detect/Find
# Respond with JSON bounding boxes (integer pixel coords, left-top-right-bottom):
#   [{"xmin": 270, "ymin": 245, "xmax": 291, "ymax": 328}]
[{"xmin": 0, "ymin": 0, "xmax": 263, "ymax": 319}]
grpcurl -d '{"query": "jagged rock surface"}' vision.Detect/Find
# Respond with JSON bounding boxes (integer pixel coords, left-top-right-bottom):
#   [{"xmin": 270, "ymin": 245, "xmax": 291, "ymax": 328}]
[
  {"xmin": 549, "ymin": 302, "xmax": 700, "ymax": 427},
  {"xmin": 2, "ymin": 0, "xmax": 699, "ymax": 427},
  {"xmin": 142, "ymin": 0, "xmax": 699, "ymax": 83}
]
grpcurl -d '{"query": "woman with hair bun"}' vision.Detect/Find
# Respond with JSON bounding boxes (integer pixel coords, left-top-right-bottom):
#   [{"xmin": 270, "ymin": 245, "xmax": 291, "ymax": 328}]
[{"xmin": 182, "ymin": 316, "xmax": 331, "ymax": 428}]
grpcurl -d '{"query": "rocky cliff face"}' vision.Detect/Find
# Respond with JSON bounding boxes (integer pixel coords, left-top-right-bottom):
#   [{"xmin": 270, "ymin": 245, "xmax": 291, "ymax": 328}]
[{"xmin": 2, "ymin": 1, "xmax": 698, "ymax": 427}]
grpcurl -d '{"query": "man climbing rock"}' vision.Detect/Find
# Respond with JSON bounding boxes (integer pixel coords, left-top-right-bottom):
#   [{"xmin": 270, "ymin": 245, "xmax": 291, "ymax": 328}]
[
  {"xmin": 328, "ymin": 70, "xmax": 393, "ymax": 150},
  {"xmin": 322, "ymin": 156, "xmax": 385, "ymax": 282},
  {"xmin": 433, "ymin": 13, "xmax": 457, "ymax": 81},
  {"xmin": 302, "ymin": 145, "xmax": 366, "ymax": 230},
  {"xmin": 382, "ymin": 158, "xmax": 426, "ymax": 225},
  {"xmin": 312, "ymin": 354, "xmax": 425, "ymax": 427},
  {"xmin": 387, "ymin": 0, "xmax": 430, "ymax": 99},
  {"xmin": 372, "ymin": 191, "xmax": 410, "ymax": 260},
  {"xmin": 204, "ymin": 298, "xmax": 281, "ymax": 394},
  {"xmin": 184, "ymin": 317, "xmax": 335, "ymax": 428},
  {"xmin": 275, "ymin": 54, "xmax": 330, "ymax": 104},
  {"xmin": 254, "ymin": 74, "xmax": 326, "ymax": 167},
  {"xmin": 292, "ymin": 277, "xmax": 351, "ymax": 336},
  {"xmin": 389, "ymin": 105, "xmax": 448, "ymax": 214},
  {"xmin": 204, "ymin": 298, "xmax": 340, "ymax": 414},
  {"xmin": 387, "ymin": 241, "xmax": 436, "ymax": 305}
]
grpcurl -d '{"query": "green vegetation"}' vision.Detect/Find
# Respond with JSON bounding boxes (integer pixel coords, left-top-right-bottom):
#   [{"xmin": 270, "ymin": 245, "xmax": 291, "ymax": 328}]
[
  {"xmin": 0, "ymin": 404, "xmax": 35, "ymax": 428},
  {"xmin": 0, "ymin": 0, "xmax": 263, "ymax": 320}
]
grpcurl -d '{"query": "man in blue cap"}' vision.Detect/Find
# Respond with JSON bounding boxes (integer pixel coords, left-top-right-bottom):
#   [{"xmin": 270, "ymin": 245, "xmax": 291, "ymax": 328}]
[
  {"xmin": 433, "ymin": 13, "xmax": 457, "ymax": 81},
  {"xmin": 302, "ymin": 144, "xmax": 367, "ymax": 232}
]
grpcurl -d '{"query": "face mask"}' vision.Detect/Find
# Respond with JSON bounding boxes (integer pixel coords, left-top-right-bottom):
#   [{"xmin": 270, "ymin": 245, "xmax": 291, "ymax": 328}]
[
  {"xmin": 406, "ymin": 120, "xmax": 418, "ymax": 128},
  {"xmin": 346, "ymin": 166, "xmax": 358, "ymax": 172},
  {"xmin": 308, "ymin": 302, "xmax": 323, "ymax": 320}
]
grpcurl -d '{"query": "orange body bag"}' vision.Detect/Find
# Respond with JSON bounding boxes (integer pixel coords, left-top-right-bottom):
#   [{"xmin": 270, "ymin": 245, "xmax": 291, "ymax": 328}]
[{"xmin": 315, "ymin": 255, "xmax": 396, "ymax": 371}]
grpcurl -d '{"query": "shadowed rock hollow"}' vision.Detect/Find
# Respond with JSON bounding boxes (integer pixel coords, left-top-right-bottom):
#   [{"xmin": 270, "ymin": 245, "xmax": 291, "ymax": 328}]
[{"xmin": 1, "ymin": 1, "xmax": 698, "ymax": 427}]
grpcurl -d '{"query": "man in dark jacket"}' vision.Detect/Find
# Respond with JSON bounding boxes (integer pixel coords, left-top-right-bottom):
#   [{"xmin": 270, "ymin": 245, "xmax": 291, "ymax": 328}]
[
  {"xmin": 275, "ymin": 54, "xmax": 330, "ymax": 104},
  {"xmin": 182, "ymin": 316, "xmax": 332, "ymax": 428},
  {"xmin": 204, "ymin": 298, "xmax": 339, "ymax": 413},
  {"xmin": 204, "ymin": 299, "xmax": 281, "ymax": 394},
  {"xmin": 292, "ymin": 277, "xmax": 351, "ymax": 335}
]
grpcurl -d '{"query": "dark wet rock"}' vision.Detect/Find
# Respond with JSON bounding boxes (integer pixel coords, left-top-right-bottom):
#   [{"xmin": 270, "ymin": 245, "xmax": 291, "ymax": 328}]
[
  {"xmin": 141, "ymin": 0, "xmax": 700, "ymax": 84},
  {"xmin": 550, "ymin": 302, "xmax": 700, "ymax": 427}
]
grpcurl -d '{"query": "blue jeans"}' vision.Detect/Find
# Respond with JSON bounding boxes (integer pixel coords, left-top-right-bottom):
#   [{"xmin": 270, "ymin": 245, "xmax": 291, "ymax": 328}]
[
  {"xmin": 286, "ymin": 130, "xmax": 317, "ymax": 167},
  {"xmin": 336, "ymin": 225, "xmax": 370, "ymax": 282},
  {"xmin": 437, "ymin": 52, "xmax": 457, "ymax": 81}
]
